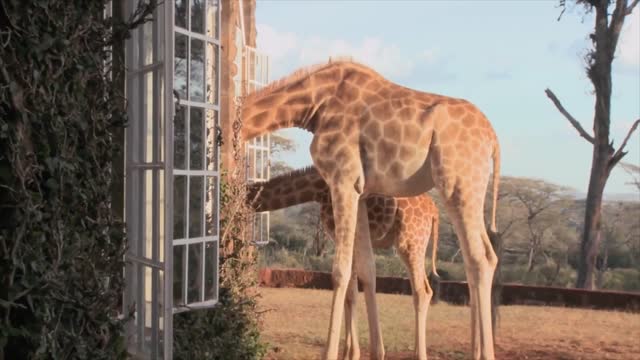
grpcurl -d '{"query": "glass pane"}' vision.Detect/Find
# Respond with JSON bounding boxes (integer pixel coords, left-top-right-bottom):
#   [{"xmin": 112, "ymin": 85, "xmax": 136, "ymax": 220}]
[
  {"xmin": 205, "ymin": 43, "xmax": 218, "ymax": 105},
  {"xmin": 206, "ymin": 0, "xmax": 219, "ymax": 39},
  {"xmin": 205, "ymin": 110, "xmax": 218, "ymax": 171},
  {"xmin": 190, "ymin": 39, "xmax": 205, "ymax": 102},
  {"xmin": 190, "ymin": 107, "xmax": 204, "ymax": 170},
  {"xmin": 173, "ymin": 245, "xmax": 185, "ymax": 305},
  {"xmin": 174, "ymin": 105, "xmax": 186, "ymax": 169},
  {"xmin": 248, "ymin": 148, "xmax": 255, "ymax": 180},
  {"xmin": 261, "ymin": 150, "xmax": 269, "ymax": 179},
  {"xmin": 145, "ymin": 170, "xmax": 153, "ymax": 258},
  {"xmin": 205, "ymin": 176, "xmax": 217, "ymax": 236},
  {"xmin": 261, "ymin": 213, "xmax": 269, "ymax": 244},
  {"xmin": 174, "ymin": 175, "xmax": 186, "ymax": 240},
  {"xmin": 159, "ymin": 170, "xmax": 165, "ymax": 262},
  {"xmin": 143, "ymin": 21, "xmax": 153, "ymax": 65},
  {"xmin": 189, "ymin": 176, "xmax": 203, "ymax": 238},
  {"xmin": 174, "ymin": 34, "xmax": 188, "ymax": 100},
  {"xmin": 144, "ymin": 267, "xmax": 153, "ymax": 329},
  {"xmin": 175, "ymin": 0, "xmax": 187, "ymax": 29},
  {"xmin": 255, "ymin": 150, "xmax": 262, "ymax": 180},
  {"xmin": 204, "ymin": 241, "xmax": 218, "ymax": 301},
  {"xmin": 253, "ymin": 215, "xmax": 260, "ymax": 242},
  {"xmin": 145, "ymin": 72, "xmax": 153, "ymax": 163},
  {"xmin": 187, "ymin": 243, "xmax": 203, "ymax": 303},
  {"xmin": 191, "ymin": 0, "xmax": 205, "ymax": 34}
]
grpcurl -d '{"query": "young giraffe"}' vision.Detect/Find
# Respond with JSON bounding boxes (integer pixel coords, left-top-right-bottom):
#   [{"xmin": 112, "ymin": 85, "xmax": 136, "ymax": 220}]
[
  {"xmin": 240, "ymin": 59, "xmax": 501, "ymax": 360},
  {"xmin": 247, "ymin": 166, "xmax": 440, "ymax": 360}
]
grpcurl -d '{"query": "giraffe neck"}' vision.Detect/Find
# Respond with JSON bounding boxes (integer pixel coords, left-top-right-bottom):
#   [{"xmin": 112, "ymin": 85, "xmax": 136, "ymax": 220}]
[
  {"xmin": 240, "ymin": 63, "xmax": 349, "ymax": 141},
  {"xmin": 247, "ymin": 166, "xmax": 329, "ymax": 211}
]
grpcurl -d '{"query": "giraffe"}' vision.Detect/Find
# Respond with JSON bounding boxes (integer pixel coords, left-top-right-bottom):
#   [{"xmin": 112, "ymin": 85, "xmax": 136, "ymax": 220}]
[
  {"xmin": 239, "ymin": 59, "xmax": 501, "ymax": 360},
  {"xmin": 247, "ymin": 166, "xmax": 440, "ymax": 360}
]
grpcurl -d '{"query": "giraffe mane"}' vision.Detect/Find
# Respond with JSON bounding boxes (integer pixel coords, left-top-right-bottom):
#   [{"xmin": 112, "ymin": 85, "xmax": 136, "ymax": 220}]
[
  {"xmin": 263, "ymin": 165, "xmax": 319, "ymax": 184},
  {"xmin": 245, "ymin": 56, "xmax": 372, "ymax": 102}
]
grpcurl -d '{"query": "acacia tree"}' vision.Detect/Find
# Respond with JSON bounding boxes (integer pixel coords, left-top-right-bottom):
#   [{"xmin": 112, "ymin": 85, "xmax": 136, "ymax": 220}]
[{"xmin": 545, "ymin": 0, "xmax": 640, "ymax": 289}]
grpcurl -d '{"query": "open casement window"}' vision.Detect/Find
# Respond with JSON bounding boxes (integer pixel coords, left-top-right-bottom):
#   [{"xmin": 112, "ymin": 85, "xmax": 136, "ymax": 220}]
[
  {"xmin": 243, "ymin": 46, "xmax": 270, "ymax": 245},
  {"xmin": 123, "ymin": 0, "xmax": 221, "ymax": 358}
]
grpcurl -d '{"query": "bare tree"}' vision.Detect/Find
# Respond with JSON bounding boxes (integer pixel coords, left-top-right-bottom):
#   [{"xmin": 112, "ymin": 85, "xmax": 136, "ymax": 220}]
[
  {"xmin": 545, "ymin": 0, "xmax": 640, "ymax": 289},
  {"xmin": 620, "ymin": 162, "xmax": 640, "ymax": 191}
]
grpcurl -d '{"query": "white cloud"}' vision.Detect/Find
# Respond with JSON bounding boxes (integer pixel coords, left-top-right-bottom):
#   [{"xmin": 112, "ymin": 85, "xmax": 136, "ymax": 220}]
[
  {"xmin": 297, "ymin": 36, "xmax": 415, "ymax": 79},
  {"xmin": 618, "ymin": 9, "xmax": 639, "ymax": 67},
  {"xmin": 255, "ymin": 24, "xmax": 430, "ymax": 80},
  {"xmin": 256, "ymin": 23, "xmax": 298, "ymax": 62}
]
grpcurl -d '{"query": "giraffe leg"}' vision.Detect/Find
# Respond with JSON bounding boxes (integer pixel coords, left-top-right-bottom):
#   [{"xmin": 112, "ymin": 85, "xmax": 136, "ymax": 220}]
[
  {"xmin": 323, "ymin": 187, "xmax": 359, "ymax": 360},
  {"xmin": 398, "ymin": 243, "xmax": 432, "ymax": 360},
  {"xmin": 352, "ymin": 199, "xmax": 385, "ymax": 359},
  {"xmin": 343, "ymin": 272, "xmax": 360, "ymax": 360},
  {"xmin": 442, "ymin": 199, "xmax": 497, "ymax": 360}
]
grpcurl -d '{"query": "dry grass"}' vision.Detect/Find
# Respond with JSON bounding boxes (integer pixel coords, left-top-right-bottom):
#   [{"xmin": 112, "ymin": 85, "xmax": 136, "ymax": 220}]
[{"xmin": 258, "ymin": 287, "xmax": 640, "ymax": 360}]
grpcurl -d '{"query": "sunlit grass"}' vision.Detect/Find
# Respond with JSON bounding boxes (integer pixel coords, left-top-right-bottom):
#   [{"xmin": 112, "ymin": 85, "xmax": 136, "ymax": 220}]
[{"xmin": 259, "ymin": 287, "xmax": 640, "ymax": 360}]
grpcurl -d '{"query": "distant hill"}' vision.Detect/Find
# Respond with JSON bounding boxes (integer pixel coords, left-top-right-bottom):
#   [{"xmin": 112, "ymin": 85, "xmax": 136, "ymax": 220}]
[{"xmin": 570, "ymin": 192, "xmax": 640, "ymax": 202}]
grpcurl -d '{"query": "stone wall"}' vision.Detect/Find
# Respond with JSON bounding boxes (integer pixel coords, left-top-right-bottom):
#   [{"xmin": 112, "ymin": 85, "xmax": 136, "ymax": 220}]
[{"xmin": 258, "ymin": 268, "xmax": 640, "ymax": 312}]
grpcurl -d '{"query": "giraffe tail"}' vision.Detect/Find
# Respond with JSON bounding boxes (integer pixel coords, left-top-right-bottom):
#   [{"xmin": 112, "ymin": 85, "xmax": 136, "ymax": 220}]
[
  {"xmin": 430, "ymin": 212, "xmax": 440, "ymax": 277},
  {"xmin": 490, "ymin": 139, "xmax": 501, "ymax": 234}
]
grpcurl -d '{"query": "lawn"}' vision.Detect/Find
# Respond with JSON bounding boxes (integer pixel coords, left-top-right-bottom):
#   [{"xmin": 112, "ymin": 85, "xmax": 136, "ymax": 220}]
[{"xmin": 258, "ymin": 287, "xmax": 640, "ymax": 360}]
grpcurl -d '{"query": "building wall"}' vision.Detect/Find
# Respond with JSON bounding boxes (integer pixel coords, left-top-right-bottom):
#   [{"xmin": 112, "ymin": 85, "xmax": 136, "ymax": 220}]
[{"xmin": 220, "ymin": 0, "xmax": 257, "ymax": 170}]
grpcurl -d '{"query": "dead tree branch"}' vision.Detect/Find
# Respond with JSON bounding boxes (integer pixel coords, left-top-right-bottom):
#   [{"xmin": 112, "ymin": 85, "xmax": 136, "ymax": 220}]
[
  {"xmin": 609, "ymin": 119, "xmax": 640, "ymax": 168},
  {"xmin": 626, "ymin": 0, "xmax": 640, "ymax": 15},
  {"xmin": 545, "ymin": 89, "xmax": 595, "ymax": 144}
]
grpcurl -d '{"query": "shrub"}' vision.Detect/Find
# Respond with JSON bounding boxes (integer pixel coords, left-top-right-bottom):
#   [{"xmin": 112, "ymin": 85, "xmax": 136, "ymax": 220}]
[{"xmin": 0, "ymin": 1, "xmax": 153, "ymax": 358}]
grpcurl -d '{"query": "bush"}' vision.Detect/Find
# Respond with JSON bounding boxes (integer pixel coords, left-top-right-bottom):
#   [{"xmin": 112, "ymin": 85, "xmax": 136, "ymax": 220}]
[
  {"xmin": 600, "ymin": 268, "xmax": 640, "ymax": 292},
  {"xmin": 0, "ymin": 2, "xmax": 153, "ymax": 358}
]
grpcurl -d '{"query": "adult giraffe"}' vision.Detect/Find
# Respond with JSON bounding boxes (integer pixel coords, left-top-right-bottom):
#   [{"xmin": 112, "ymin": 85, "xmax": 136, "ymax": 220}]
[{"xmin": 240, "ymin": 59, "xmax": 501, "ymax": 360}]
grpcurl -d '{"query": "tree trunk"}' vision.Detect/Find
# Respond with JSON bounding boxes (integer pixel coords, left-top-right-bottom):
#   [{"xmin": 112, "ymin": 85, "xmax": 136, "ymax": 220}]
[
  {"xmin": 526, "ymin": 246, "xmax": 535, "ymax": 274},
  {"xmin": 576, "ymin": 149, "xmax": 610, "ymax": 289}
]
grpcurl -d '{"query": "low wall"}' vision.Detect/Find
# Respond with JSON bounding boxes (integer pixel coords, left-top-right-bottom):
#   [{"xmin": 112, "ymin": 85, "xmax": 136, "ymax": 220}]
[{"xmin": 258, "ymin": 268, "xmax": 640, "ymax": 312}]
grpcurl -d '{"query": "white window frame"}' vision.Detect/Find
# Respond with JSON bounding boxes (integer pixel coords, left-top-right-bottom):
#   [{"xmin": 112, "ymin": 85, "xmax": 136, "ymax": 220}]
[{"xmin": 122, "ymin": 1, "xmax": 222, "ymax": 358}]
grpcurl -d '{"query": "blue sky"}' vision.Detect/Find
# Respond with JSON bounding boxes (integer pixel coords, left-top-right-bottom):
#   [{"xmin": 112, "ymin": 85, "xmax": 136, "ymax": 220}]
[{"xmin": 255, "ymin": 0, "xmax": 640, "ymax": 197}]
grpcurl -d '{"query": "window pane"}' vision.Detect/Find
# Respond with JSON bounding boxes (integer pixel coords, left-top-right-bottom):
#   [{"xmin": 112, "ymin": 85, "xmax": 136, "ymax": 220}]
[
  {"xmin": 173, "ymin": 105, "xmax": 186, "ymax": 169},
  {"xmin": 261, "ymin": 150, "xmax": 269, "ymax": 180},
  {"xmin": 189, "ymin": 176, "xmax": 203, "ymax": 238},
  {"xmin": 190, "ymin": 39, "xmax": 205, "ymax": 102},
  {"xmin": 255, "ymin": 150, "xmax": 262, "ymax": 180},
  {"xmin": 175, "ymin": 0, "xmax": 187, "ymax": 29},
  {"xmin": 205, "ymin": 43, "xmax": 218, "ymax": 105},
  {"xmin": 206, "ymin": 0, "xmax": 219, "ymax": 39},
  {"xmin": 187, "ymin": 243, "xmax": 203, "ymax": 303},
  {"xmin": 248, "ymin": 148, "xmax": 255, "ymax": 180},
  {"xmin": 191, "ymin": 0, "xmax": 205, "ymax": 34},
  {"xmin": 143, "ymin": 21, "xmax": 153, "ymax": 65},
  {"xmin": 204, "ymin": 241, "xmax": 218, "ymax": 301},
  {"xmin": 174, "ymin": 175, "xmax": 187, "ymax": 240},
  {"xmin": 205, "ymin": 176, "xmax": 217, "ymax": 236},
  {"xmin": 144, "ymin": 170, "xmax": 153, "ymax": 258},
  {"xmin": 174, "ymin": 34, "xmax": 188, "ymax": 100},
  {"xmin": 190, "ymin": 107, "xmax": 204, "ymax": 170},
  {"xmin": 261, "ymin": 213, "xmax": 269, "ymax": 244},
  {"xmin": 205, "ymin": 110, "xmax": 218, "ymax": 171},
  {"xmin": 174, "ymin": 245, "xmax": 185, "ymax": 305},
  {"xmin": 145, "ymin": 72, "xmax": 153, "ymax": 163}
]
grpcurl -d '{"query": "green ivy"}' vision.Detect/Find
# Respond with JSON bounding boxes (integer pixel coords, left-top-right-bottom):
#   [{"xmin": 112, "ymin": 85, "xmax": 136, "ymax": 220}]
[{"xmin": 0, "ymin": 1, "xmax": 153, "ymax": 358}]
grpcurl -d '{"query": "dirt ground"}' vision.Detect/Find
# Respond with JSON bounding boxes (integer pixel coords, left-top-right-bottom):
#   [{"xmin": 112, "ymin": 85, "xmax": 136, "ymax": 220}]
[{"xmin": 258, "ymin": 287, "xmax": 640, "ymax": 360}]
